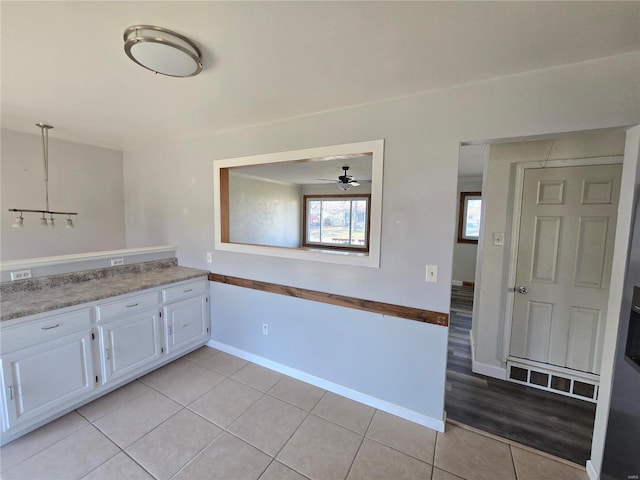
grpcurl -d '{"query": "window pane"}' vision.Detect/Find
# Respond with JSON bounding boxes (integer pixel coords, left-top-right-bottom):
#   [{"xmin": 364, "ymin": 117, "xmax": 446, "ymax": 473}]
[
  {"xmin": 320, "ymin": 200, "xmax": 351, "ymax": 245},
  {"xmin": 307, "ymin": 200, "xmax": 321, "ymax": 242},
  {"xmin": 464, "ymin": 199, "xmax": 482, "ymax": 238},
  {"xmin": 351, "ymin": 200, "xmax": 367, "ymax": 246}
]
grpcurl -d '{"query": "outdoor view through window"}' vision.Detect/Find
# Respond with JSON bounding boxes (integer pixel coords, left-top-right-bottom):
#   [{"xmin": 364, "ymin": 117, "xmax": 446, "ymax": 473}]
[{"xmin": 304, "ymin": 196, "xmax": 370, "ymax": 250}]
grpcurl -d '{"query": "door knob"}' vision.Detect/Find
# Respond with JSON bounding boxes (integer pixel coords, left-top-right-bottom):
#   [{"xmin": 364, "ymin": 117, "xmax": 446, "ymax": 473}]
[{"xmin": 517, "ymin": 286, "xmax": 528, "ymax": 294}]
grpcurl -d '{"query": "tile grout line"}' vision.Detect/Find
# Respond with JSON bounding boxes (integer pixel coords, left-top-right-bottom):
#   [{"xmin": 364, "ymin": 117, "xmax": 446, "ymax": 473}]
[
  {"xmin": 343, "ymin": 406, "xmax": 377, "ymax": 479},
  {"xmin": 509, "ymin": 444, "xmax": 519, "ymax": 480}
]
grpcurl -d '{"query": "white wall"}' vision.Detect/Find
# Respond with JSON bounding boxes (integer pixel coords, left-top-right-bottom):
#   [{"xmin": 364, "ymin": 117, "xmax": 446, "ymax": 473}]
[
  {"xmin": 452, "ymin": 177, "xmax": 483, "ymax": 284},
  {"xmin": 229, "ymin": 175, "xmax": 301, "ymax": 248},
  {"xmin": 473, "ymin": 132, "xmax": 627, "ymax": 376},
  {"xmin": 1, "ymin": 129, "xmax": 126, "ymax": 261},
  {"xmin": 589, "ymin": 126, "xmax": 640, "ymax": 478},
  {"xmin": 123, "ymin": 53, "xmax": 639, "ymax": 432}
]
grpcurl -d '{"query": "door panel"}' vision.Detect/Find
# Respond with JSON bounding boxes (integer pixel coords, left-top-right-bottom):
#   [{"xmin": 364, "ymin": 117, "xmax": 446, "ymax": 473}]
[
  {"xmin": 531, "ymin": 216, "xmax": 562, "ymax": 283},
  {"xmin": 510, "ymin": 163, "xmax": 621, "ymax": 374},
  {"xmin": 574, "ymin": 217, "xmax": 609, "ymax": 288}
]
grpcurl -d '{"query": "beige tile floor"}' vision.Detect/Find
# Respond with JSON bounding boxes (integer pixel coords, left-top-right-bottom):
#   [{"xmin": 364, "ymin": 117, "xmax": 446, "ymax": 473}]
[{"xmin": 0, "ymin": 346, "xmax": 589, "ymax": 480}]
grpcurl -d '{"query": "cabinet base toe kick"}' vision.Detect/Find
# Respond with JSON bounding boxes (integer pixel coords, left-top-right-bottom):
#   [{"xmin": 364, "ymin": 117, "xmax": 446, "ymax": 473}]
[{"xmin": 0, "ymin": 277, "xmax": 210, "ymax": 445}]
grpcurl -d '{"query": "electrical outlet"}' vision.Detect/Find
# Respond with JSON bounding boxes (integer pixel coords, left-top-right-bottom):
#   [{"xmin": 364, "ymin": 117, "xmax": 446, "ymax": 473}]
[
  {"xmin": 262, "ymin": 323, "xmax": 269, "ymax": 335},
  {"xmin": 110, "ymin": 258, "xmax": 124, "ymax": 267},
  {"xmin": 206, "ymin": 252, "xmax": 212, "ymax": 264},
  {"xmin": 426, "ymin": 265, "xmax": 438, "ymax": 283},
  {"xmin": 10, "ymin": 269, "xmax": 32, "ymax": 281},
  {"xmin": 493, "ymin": 232, "xmax": 504, "ymax": 246}
]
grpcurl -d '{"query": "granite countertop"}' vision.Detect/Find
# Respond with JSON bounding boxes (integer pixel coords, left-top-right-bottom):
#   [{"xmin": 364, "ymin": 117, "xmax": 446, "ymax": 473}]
[{"xmin": 0, "ymin": 258, "xmax": 210, "ymax": 322}]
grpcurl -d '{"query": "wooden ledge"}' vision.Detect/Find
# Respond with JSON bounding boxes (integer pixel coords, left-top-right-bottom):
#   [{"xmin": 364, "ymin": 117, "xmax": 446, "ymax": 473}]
[{"xmin": 208, "ymin": 273, "xmax": 448, "ymax": 327}]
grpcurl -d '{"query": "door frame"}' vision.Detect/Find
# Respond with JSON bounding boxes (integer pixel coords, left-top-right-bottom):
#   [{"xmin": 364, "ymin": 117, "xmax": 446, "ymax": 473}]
[{"xmin": 501, "ymin": 155, "xmax": 623, "ymax": 364}]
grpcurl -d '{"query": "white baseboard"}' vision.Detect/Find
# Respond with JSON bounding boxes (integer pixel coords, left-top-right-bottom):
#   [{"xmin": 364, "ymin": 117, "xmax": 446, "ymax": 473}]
[
  {"xmin": 471, "ymin": 359, "xmax": 507, "ymax": 380},
  {"xmin": 470, "ymin": 333, "xmax": 476, "ymax": 365},
  {"xmin": 586, "ymin": 460, "xmax": 599, "ymax": 480},
  {"xmin": 207, "ymin": 340, "xmax": 446, "ymax": 433}
]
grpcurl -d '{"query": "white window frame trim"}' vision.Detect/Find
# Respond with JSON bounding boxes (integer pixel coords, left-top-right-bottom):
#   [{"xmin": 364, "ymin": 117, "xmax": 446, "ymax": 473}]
[{"xmin": 213, "ymin": 139, "xmax": 384, "ymax": 268}]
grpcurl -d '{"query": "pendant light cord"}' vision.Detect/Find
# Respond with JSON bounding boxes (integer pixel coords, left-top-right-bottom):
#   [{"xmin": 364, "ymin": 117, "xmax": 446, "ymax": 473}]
[{"xmin": 39, "ymin": 123, "xmax": 51, "ymax": 212}]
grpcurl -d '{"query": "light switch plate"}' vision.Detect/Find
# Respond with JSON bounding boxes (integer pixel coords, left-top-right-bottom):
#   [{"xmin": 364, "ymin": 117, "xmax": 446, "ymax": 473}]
[{"xmin": 426, "ymin": 265, "xmax": 438, "ymax": 283}]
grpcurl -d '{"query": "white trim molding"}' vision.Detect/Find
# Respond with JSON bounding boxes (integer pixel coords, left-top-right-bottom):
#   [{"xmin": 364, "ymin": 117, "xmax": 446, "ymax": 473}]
[
  {"xmin": 207, "ymin": 339, "xmax": 446, "ymax": 433},
  {"xmin": 213, "ymin": 139, "xmax": 384, "ymax": 268},
  {"xmin": 586, "ymin": 460, "xmax": 599, "ymax": 480},
  {"xmin": 0, "ymin": 245, "xmax": 176, "ymax": 272}
]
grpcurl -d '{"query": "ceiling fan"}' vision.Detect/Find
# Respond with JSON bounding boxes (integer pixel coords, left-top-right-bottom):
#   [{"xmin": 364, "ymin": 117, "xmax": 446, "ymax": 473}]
[{"xmin": 317, "ymin": 166, "xmax": 370, "ymax": 191}]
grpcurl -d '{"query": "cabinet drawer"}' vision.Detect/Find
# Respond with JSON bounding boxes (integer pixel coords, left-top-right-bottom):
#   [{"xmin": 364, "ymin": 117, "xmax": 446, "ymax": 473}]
[
  {"xmin": 1, "ymin": 309, "xmax": 92, "ymax": 353},
  {"xmin": 96, "ymin": 291, "xmax": 160, "ymax": 321},
  {"xmin": 163, "ymin": 279, "xmax": 207, "ymax": 304}
]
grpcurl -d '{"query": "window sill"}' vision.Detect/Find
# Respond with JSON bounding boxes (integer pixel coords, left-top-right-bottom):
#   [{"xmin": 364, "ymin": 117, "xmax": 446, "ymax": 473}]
[{"xmin": 215, "ymin": 241, "xmax": 377, "ymax": 267}]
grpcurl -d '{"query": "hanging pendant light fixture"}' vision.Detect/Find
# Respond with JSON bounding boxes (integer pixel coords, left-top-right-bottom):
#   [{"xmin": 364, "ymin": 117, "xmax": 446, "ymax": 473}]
[
  {"xmin": 8, "ymin": 123, "xmax": 77, "ymax": 228},
  {"xmin": 123, "ymin": 25, "xmax": 203, "ymax": 77}
]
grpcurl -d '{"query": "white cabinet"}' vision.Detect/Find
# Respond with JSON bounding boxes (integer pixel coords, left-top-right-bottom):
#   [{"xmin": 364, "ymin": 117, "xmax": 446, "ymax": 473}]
[
  {"xmin": 96, "ymin": 290, "xmax": 162, "ymax": 384},
  {"xmin": 97, "ymin": 310, "xmax": 162, "ymax": 383},
  {"xmin": 0, "ymin": 310, "xmax": 95, "ymax": 430},
  {"xmin": 162, "ymin": 280, "xmax": 209, "ymax": 357},
  {"xmin": 164, "ymin": 295, "xmax": 209, "ymax": 356},
  {"xmin": 0, "ymin": 274, "xmax": 209, "ymax": 443}
]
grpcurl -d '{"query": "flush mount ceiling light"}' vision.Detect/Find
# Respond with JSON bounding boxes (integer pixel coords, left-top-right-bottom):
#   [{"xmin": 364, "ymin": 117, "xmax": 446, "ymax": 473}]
[{"xmin": 124, "ymin": 25, "xmax": 203, "ymax": 77}]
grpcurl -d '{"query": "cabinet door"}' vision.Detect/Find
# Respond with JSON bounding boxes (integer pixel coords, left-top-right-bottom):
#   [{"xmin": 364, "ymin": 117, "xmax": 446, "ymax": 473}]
[
  {"xmin": 99, "ymin": 310, "xmax": 162, "ymax": 383},
  {"xmin": 164, "ymin": 296, "xmax": 209, "ymax": 355},
  {"xmin": 1, "ymin": 330, "xmax": 95, "ymax": 430}
]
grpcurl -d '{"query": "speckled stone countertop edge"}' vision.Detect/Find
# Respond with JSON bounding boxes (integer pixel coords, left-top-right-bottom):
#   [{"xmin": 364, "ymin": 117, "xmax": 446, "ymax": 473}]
[{"xmin": 0, "ymin": 262, "xmax": 210, "ymax": 323}]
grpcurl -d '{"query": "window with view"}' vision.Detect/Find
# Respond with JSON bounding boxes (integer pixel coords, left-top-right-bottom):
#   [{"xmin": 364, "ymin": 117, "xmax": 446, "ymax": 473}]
[{"xmin": 303, "ymin": 195, "xmax": 371, "ymax": 251}]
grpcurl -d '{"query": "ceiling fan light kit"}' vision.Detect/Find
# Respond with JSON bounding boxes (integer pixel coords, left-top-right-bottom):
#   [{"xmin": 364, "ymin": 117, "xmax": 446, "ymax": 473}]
[{"xmin": 123, "ymin": 25, "xmax": 203, "ymax": 77}]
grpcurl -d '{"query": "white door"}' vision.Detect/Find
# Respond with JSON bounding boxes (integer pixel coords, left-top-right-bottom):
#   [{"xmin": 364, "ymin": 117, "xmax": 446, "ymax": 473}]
[{"xmin": 509, "ymin": 163, "xmax": 622, "ymax": 374}]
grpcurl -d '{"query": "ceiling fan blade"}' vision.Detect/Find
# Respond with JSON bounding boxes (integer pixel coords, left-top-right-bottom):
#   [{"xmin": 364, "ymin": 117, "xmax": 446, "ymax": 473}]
[{"xmin": 316, "ymin": 178, "xmax": 339, "ymax": 182}]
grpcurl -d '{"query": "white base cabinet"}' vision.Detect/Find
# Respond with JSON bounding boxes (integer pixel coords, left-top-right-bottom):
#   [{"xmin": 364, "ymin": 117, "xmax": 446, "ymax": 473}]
[
  {"xmin": 1, "ymin": 329, "xmax": 95, "ymax": 430},
  {"xmin": 0, "ymin": 276, "xmax": 209, "ymax": 444},
  {"xmin": 98, "ymin": 311, "xmax": 163, "ymax": 384}
]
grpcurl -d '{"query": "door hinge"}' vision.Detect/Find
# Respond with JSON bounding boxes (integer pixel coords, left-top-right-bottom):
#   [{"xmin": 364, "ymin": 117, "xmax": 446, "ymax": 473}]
[
  {"xmin": 206, "ymin": 327, "xmax": 209, "ymax": 333},
  {"xmin": 206, "ymin": 297, "xmax": 208, "ymax": 303},
  {"xmin": 91, "ymin": 332, "xmax": 95, "ymax": 340},
  {"xmin": 159, "ymin": 311, "xmax": 162, "ymax": 318},
  {"xmin": 161, "ymin": 347, "xmax": 164, "ymax": 354},
  {"xmin": 95, "ymin": 375, "xmax": 99, "ymax": 384}
]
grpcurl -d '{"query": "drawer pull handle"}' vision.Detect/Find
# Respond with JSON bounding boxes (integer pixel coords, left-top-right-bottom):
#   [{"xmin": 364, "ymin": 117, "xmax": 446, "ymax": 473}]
[
  {"xmin": 168, "ymin": 326, "xmax": 172, "ymax": 335},
  {"xmin": 182, "ymin": 322, "xmax": 190, "ymax": 328},
  {"xmin": 8, "ymin": 386, "xmax": 14, "ymax": 400},
  {"xmin": 105, "ymin": 348, "xmax": 110, "ymax": 360},
  {"xmin": 41, "ymin": 323, "xmax": 60, "ymax": 330},
  {"xmin": 183, "ymin": 288, "xmax": 193, "ymax": 293},
  {"xmin": 126, "ymin": 303, "xmax": 138, "ymax": 308}
]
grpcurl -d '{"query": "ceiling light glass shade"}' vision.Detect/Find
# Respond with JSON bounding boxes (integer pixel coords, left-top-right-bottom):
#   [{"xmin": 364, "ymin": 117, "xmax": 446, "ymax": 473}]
[
  {"xmin": 48, "ymin": 217, "xmax": 55, "ymax": 228},
  {"xmin": 338, "ymin": 183, "xmax": 353, "ymax": 191},
  {"xmin": 40, "ymin": 215, "xmax": 48, "ymax": 227},
  {"xmin": 124, "ymin": 25, "xmax": 203, "ymax": 77},
  {"xmin": 12, "ymin": 215, "xmax": 24, "ymax": 228},
  {"xmin": 66, "ymin": 217, "xmax": 74, "ymax": 228}
]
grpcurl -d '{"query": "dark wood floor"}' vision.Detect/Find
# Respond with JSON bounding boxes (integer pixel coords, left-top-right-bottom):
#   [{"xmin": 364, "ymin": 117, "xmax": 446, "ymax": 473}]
[{"xmin": 445, "ymin": 312, "xmax": 597, "ymax": 465}]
